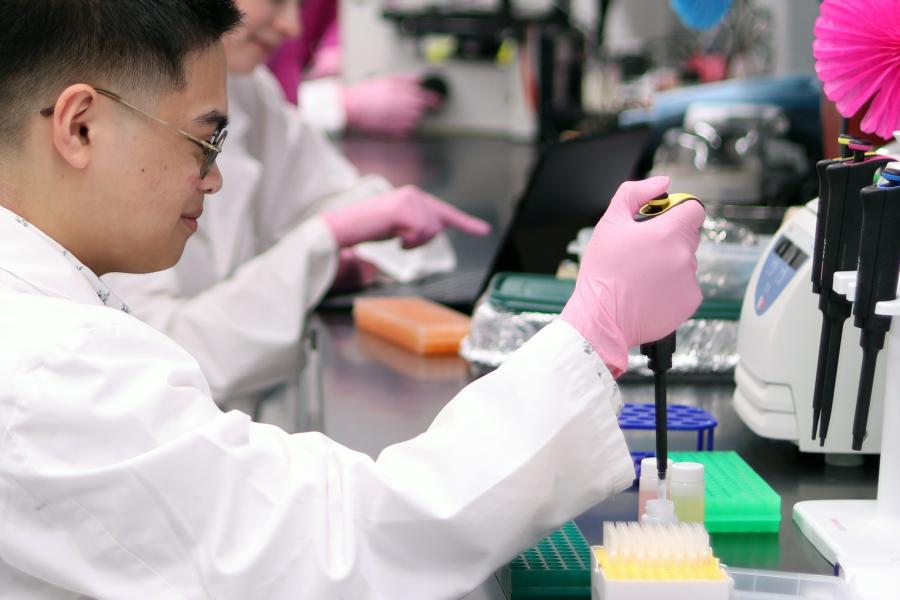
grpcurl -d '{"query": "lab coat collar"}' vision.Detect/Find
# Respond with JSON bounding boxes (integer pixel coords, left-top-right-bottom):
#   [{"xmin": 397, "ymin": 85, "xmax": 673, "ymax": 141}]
[{"xmin": 0, "ymin": 204, "xmax": 130, "ymax": 312}]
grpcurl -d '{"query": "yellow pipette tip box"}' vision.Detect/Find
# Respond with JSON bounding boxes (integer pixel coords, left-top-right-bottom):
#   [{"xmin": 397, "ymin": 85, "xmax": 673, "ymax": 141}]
[
  {"xmin": 591, "ymin": 546, "xmax": 734, "ymax": 600},
  {"xmin": 353, "ymin": 297, "xmax": 471, "ymax": 355}
]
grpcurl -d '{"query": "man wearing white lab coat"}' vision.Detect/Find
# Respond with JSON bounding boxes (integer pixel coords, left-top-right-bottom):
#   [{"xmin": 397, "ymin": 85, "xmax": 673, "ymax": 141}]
[
  {"xmin": 0, "ymin": 1, "xmax": 704, "ymax": 598},
  {"xmin": 104, "ymin": 0, "xmax": 489, "ymax": 414}
]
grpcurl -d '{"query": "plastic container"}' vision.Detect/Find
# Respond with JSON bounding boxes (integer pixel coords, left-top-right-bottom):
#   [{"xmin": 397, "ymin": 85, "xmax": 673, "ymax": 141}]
[
  {"xmin": 671, "ymin": 462, "xmax": 705, "ymax": 524},
  {"xmin": 726, "ymin": 567, "xmax": 849, "ymax": 599},
  {"xmin": 640, "ymin": 499, "xmax": 677, "ymax": 525},
  {"xmin": 637, "ymin": 457, "xmax": 673, "ymax": 518},
  {"xmin": 352, "ymin": 297, "xmax": 470, "ymax": 355},
  {"xmin": 669, "ymin": 451, "xmax": 781, "ymax": 533}
]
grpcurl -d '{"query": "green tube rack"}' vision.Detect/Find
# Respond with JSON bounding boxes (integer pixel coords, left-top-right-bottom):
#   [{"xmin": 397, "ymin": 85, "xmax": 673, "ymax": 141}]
[
  {"xmin": 498, "ymin": 521, "xmax": 592, "ymax": 599},
  {"xmin": 669, "ymin": 451, "xmax": 782, "ymax": 533}
]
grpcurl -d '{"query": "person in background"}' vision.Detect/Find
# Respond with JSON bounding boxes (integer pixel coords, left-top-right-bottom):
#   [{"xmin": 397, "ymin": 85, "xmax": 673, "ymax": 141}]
[
  {"xmin": 105, "ymin": 0, "xmax": 488, "ymax": 416},
  {"xmin": 268, "ymin": 0, "xmax": 441, "ymax": 137},
  {"xmin": 1, "ymin": 1, "xmax": 707, "ymax": 597}
]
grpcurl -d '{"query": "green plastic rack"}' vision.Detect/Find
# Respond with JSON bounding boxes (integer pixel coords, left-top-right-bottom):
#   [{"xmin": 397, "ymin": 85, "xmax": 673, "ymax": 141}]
[
  {"xmin": 486, "ymin": 272, "xmax": 742, "ymax": 320},
  {"xmin": 499, "ymin": 521, "xmax": 592, "ymax": 599},
  {"xmin": 669, "ymin": 451, "xmax": 782, "ymax": 533}
]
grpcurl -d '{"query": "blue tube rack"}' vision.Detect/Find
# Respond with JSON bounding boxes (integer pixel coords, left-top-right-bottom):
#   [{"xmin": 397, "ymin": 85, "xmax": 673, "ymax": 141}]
[
  {"xmin": 619, "ymin": 402, "xmax": 718, "ymax": 450},
  {"xmin": 619, "ymin": 402, "xmax": 718, "ymax": 479}
]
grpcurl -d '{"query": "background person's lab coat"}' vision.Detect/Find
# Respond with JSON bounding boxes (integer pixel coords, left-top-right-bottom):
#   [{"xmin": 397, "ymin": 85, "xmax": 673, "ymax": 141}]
[
  {"xmin": 0, "ymin": 205, "xmax": 636, "ymax": 599},
  {"xmin": 104, "ymin": 67, "xmax": 395, "ymax": 413}
]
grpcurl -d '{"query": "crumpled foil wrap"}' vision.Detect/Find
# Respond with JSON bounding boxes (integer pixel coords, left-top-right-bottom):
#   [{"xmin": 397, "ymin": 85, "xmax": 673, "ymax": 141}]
[
  {"xmin": 626, "ymin": 318, "xmax": 740, "ymax": 376},
  {"xmin": 459, "ymin": 299, "xmax": 558, "ymax": 369},
  {"xmin": 460, "ymin": 300, "xmax": 739, "ymax": 375}
]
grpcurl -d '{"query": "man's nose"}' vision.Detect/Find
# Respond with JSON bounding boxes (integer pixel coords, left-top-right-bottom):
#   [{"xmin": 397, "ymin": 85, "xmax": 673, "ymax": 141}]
[{"xmin": 201, "ymin": 162, "xmax": 224, "ymax": 195}]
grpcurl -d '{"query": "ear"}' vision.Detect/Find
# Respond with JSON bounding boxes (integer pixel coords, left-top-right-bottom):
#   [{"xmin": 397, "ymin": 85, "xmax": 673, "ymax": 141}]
[{"xmin": 50, "ymin": 84, "xmax": 100, "ymax": 170}]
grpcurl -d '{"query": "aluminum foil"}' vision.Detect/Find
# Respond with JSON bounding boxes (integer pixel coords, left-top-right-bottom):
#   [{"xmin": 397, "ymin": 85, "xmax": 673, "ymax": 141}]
[
  {"xmin": 460, "ymin": 299, "xmax": 557, "ymax": 368},
  {"xmin": 626, "ymin": 318, "xmax": 740, "ymax": 375},
  {"xmin": 460, "ymin": 300, "xmax": 739, "ymax": 375}
]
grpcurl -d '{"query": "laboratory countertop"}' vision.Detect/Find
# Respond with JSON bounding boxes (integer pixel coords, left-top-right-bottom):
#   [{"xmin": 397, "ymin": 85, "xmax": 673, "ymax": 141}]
[{"xmin": 306, "ymin": 135, "xmax": 879, "ymax": 597}]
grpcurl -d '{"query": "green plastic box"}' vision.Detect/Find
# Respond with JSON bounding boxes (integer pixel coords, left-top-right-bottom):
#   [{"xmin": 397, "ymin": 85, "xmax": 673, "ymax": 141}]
[
  {"xmin": 486, "ymin": 272, "xmax": 741, "ymax": 319},
  {"xmin": 669, "ymin": 451, "xmax": 782, "ymax": 533},
  {"xmin": 499, "ymin": 521, "xmax": 591, "ymax": 599}
]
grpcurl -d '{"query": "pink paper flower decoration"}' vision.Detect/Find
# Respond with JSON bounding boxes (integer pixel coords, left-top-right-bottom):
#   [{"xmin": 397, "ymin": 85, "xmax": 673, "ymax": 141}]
[{"xmin": 814, "ymin": 0, "xmax": 900, "ymax": 138}]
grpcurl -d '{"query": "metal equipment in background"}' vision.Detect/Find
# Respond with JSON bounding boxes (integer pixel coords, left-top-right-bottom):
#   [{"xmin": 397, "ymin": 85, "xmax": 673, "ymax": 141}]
[
  {"xmin": 649, "ymin": 102, "xmax": 811, "ymax": 207},
  {"xmin": 380, "ymin": 0, "xmax": 587, "ymax": 141}
]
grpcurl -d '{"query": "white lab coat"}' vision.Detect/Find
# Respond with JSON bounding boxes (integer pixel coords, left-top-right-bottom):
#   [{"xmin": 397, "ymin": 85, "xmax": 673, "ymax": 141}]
[
  {"xmin": 104, "ymin": 67, "xmax": 392, "ymax": 411},
  {"xmin": 0, "ymin": 205, "xmax": 634, "ymax": 599}
]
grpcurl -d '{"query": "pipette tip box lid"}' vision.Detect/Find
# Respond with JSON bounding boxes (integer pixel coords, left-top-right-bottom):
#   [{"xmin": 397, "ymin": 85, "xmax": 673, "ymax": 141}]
[{"xmin": 353, "ymin": 296, "xmax": 470, "ymax": 355}]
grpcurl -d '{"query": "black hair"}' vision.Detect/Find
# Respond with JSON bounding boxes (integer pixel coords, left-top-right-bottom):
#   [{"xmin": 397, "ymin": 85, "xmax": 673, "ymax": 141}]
[{"xmin": 0, "ymin": 0, "xmax": 242, "ymax": 146}]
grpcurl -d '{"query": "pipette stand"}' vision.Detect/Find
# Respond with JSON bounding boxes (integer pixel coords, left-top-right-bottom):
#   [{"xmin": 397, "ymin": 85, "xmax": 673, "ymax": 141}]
[{"xmin": 794, "ymin": 272, "xmax": 900, "ymax": 597}]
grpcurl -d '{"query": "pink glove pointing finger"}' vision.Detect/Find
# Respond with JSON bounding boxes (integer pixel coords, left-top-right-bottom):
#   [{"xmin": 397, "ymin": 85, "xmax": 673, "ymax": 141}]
[
  {"xmin": 322, "ymin": 185, "xmax": 491, "ymax": 250},
  {"xmin": 560, "ymin": 176, "xmax": 706, "ymax": 378}
]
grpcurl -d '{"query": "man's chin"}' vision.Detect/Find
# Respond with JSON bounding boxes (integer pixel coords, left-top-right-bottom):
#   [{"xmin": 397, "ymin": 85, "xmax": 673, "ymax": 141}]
[{"xmin": 118, "ymin": 245, "xmax": 187, "ymax": 275}]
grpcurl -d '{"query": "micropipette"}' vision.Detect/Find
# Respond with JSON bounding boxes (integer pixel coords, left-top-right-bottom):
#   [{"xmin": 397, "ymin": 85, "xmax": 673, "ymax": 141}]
[
  {"xmin": 850, "ymin": 165, "xmax": 900, "ymax": 450},
  {"xmin": 640, "ymin": 333, "xmax": 677, "ymax": 501},
  {"xmin": 809, "ymin": 139, "xmax": 891, "ymax": 444},
  {"xmin": 633, "ymin": 192, "xmax": 703, "ymax": 491}
]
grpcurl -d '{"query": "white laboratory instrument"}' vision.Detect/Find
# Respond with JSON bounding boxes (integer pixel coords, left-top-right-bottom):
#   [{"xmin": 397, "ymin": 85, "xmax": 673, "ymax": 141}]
[{"xmin": 733, "ymin": 200, "xmax": 885, "ymax": 454}]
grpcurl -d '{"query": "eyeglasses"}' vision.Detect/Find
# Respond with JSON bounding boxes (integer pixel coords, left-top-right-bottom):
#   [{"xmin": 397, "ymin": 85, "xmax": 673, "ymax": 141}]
[{"xmin": 40, "ymin": 87, "xmax": 227, "ymax": 179}]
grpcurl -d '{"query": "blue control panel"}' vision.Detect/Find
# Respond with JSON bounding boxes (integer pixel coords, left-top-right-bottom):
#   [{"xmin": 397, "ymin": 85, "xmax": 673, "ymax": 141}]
[{"xmin": 754, "ymin": 236, "xmax": 809, "ymax": 316}]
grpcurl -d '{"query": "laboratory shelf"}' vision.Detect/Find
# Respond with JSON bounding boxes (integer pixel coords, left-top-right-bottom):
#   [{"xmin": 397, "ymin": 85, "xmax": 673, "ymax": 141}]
[
  {"xmin": 669, "ymin": 451, "xmax": 782, "ymax": 533},
  {"xmin": 499, "ymin": 521, "xmax": 591, "ymax": 599}
]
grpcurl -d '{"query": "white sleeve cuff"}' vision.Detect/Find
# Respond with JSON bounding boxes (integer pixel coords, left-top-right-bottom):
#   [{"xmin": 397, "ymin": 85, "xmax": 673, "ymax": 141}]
[{"xmin": 299, "ymin": 77, "xmax": 347, "ymax": 134}]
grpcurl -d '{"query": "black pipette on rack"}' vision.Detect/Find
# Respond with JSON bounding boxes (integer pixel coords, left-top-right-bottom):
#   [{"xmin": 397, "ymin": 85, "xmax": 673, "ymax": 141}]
[
  {"xmin": 641, "ymin": 332, "xmax": 677, "ymax": 494},
  {"xmin": 811, "ymin": 135, "xmax": 856, "ymax": 296},
  {"xmin": 849, "ymin": 166, "xmax": 900, "ymax": 450},
  {"xmin": 810, "ymin": 139, "xmax": 891, "ymax": 444}
]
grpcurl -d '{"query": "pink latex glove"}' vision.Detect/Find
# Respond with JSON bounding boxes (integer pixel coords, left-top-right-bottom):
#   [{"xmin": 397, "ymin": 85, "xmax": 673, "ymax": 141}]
[
  {"xmin": 560, "ymin": 176, "xmax": 705, "ymax": 378},
  {"xmin": 342, "ymin": 74, "xmax": 444, "ymax": 138},
  {"xmin": 308, "ymin": 43, "xmax": 342, "ymax": 79},
  {"xmin": 330, "ymin": 248, "xmax": 378, "ymax": 294},
  {"xmin": 322, "ymin": 185, "xmax": 490, "ymax": 249}
]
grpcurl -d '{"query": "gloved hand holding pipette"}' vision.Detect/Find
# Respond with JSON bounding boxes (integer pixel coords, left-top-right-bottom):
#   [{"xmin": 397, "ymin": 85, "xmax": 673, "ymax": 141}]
[
  {"xmin": 560, "ymin": 176, "xmax": 706, "ymax": 377},
  {"xmin": 322, "ymin": 184, "xmax": 491, "ymax": 249},
  {"xmin": 342, "ymin": 74, "xmax": 445, "ymax": 138}
]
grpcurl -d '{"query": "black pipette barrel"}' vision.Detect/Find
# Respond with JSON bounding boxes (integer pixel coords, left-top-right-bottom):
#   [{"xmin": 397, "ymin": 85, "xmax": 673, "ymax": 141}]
[
  {"xmin": 654, "ymin": 373, "xmax": 667, "ymax": 481},
  {"xmin": 817, "ymin": 312, "xmax": 849, "ymax": 445},
  {"xmin": 640, "ymin": 332, "xmax": 676, "ymax": 482},
  {"xmin": 853, "ymin": 348, "xmax": 879, "ymax": 450},
  {"xmin": 811, "ymin": 152, "xmax": 890, "ymax": 443},
  {"xmin": 850, "ymin": 175, "xmax": 900, "ymax": 450},
  {"xmin": 812, "ymin": 157, "xmax": 843, "ymax": 295}
]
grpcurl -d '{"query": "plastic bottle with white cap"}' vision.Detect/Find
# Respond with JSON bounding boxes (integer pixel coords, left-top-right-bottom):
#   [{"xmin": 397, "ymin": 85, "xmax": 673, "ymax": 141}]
[
  {"xmin": 637, "ymin": 457, "xmax": 673, "ymax": 520},
  {"xmin": 671, "ymin": 461, "xmax": 706, "ymax": 524}
]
